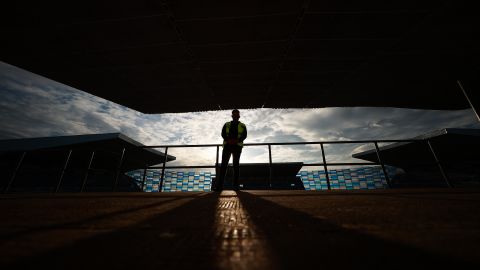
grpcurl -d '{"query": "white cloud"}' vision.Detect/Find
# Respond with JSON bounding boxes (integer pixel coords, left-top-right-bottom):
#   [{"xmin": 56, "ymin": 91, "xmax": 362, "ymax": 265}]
[{"xmin": 1, "ymin": 61, "xmax": 479, "ymax": 170}]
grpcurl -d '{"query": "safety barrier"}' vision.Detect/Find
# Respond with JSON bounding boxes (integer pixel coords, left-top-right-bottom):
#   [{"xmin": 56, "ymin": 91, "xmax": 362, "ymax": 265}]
[{"xmin": 2, "ymin": 138, "xmax": 452, "ymax": 193}]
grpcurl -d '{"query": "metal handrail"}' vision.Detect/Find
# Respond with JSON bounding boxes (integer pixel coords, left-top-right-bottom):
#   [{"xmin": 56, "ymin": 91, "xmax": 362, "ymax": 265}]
[
  {"xmin": 141, "ymin": 139, "xmax": 424, "ymax": 148},
  {"xmin": 139, "ymin": 138, "xmax": 449, "ymax": 192},
  {"xmin": 3, "ymin": 138, "xmax": 451, "ymax": 193},
  {"xmin": 148, "ymin": 162, "xmax": 378, "ymax": 169}
]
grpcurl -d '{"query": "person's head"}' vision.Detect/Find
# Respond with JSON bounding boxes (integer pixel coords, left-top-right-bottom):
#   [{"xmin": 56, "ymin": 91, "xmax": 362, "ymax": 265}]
[{"xmin": 231, "ymin": 109, "xmax": 240, "ymax": 121}]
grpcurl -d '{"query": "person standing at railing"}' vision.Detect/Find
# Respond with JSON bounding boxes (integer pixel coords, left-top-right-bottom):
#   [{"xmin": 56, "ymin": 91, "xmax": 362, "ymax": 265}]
[{"xmin": 213, "ymin": 109, "xmax": 247, "ymax": 191}]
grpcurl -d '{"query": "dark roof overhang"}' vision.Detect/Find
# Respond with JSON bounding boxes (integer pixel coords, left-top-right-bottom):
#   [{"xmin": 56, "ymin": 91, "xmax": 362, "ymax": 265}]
[{"xmin": 2, "ymin": 1, "xmax": 478, "ymax": 113}]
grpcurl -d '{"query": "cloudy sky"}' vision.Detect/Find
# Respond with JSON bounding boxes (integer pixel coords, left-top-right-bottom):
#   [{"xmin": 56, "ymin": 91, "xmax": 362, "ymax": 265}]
[{"xmin": 1, "ymin": 61, "xmax": 479, "ymax": 169}]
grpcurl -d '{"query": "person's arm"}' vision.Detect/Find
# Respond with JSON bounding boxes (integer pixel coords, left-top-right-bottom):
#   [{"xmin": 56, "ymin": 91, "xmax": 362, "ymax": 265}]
[
  {"xmin": 239, "ymin": 124, "xmax": 247, "ymax": 142},
  {"xmin": 221, "ymin": 123, "xmax": 227, "ymax": 140}
]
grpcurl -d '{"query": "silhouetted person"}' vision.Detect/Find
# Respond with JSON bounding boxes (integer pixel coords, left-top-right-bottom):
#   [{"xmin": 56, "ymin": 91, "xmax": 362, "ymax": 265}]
[{"xmin": 214, "ymin": 109, "xmax": 247, "ymax": 191}]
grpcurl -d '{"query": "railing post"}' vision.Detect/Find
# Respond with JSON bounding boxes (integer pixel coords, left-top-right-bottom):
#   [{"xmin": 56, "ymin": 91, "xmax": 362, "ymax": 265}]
[
  {"xmin": 426, "ymin": 139, "xmax": 452, "ymax": 188},
  {"xmin": 55, "ymin": 149, "xmax": 72, "ymax": 193},
  {"xmin": 373, "ymin": 142, "xmax": 392, "ymax": 188},
  {"xmin": 214, "ymin": 145, "xmax": 220, "ymax": 192},
  {"xmin": 216, "ymin": 145, "xmax": 219, "ymax": 172},
  {"xmin": 320, "ymin": 143, "xmax": 331, "ymax": 190},
  {"xmin": 113, "ymin": 148, "xmax": 126, "ymax": 191},
  {"xmin": 141, "ymin": 166, "xmax": 148, "ymax": 192},
  {"xmin": 4, "ymin": 151, "xmax": 26, "ymax": 194},
  {"xmin": 159, "ymin": 147, "xmax": 169, "ymax": 192},
  {"xmin": 81, "ymin": 151, "xmax": 95, "ymax": 192},
  {"xmin": 268, "ymin": 144, "xmax": 272, "ymax": 189}
]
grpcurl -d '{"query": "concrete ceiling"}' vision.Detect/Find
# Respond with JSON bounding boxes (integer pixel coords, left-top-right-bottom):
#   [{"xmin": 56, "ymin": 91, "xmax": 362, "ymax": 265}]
[{"xmin": 2, "ymin": 1, "xmax": 478, "ymax": 113}]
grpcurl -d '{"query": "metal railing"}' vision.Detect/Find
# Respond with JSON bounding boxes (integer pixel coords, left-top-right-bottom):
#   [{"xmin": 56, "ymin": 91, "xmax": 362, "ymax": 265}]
[
  {"xmin": 3, "ymin": 148, "xmax": 127, "ymax": 193},
  {"xmin": 141, "ymin": 138, "xmax": 452, "ymax": 191},
  {"xmin": 3, "ymin": 138, "xmax": 452, "ymax": 193}
]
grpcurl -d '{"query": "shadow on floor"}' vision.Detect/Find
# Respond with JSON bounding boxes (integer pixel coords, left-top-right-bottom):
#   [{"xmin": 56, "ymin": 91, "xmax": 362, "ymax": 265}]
[
  {"xmin": 237, "ymin": 191, "xmax": 477, "ymax": 269},
  {"xmin": 4, "ymin": 193, "xmax": 221, "ymax": 270},
  {"xmin": 0, "ymin": 196, "xmax": 188, "ymax": 242},
  {"xmin": 3, "ymin": 191, "xmax": 478, "ymax": 270}
]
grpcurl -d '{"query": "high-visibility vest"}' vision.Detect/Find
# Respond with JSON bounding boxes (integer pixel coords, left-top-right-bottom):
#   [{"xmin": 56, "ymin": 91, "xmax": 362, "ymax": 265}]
[{"xmin": 224, "ymin": 121, "xmax": 246, "ymax": 147}]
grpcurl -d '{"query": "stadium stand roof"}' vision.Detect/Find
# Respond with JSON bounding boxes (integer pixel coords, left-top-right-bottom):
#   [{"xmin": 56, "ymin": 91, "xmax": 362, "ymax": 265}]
[
  {"xmin": 0, "ymin": 133, "xmax": 175, "ymax": 169},
  {"xmin": 0, "ymin": 133, "xmax": 176, "ymax": 192},
  {"xmin": 352, "ymin": 128, "xmax": 480, "ymax": 166}
]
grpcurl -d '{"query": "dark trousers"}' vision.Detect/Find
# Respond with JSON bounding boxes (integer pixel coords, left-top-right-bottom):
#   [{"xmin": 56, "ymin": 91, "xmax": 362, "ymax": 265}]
[{"xmin": 216, "ymin": 145, "xmax": 242, "ymax": 189}]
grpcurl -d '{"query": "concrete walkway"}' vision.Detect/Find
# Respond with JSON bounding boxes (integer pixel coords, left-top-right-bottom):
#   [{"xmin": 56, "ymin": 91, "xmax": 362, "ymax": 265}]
[{"xmin": 1, "ymin": 188, "xmax": 479, "ymax": 269}]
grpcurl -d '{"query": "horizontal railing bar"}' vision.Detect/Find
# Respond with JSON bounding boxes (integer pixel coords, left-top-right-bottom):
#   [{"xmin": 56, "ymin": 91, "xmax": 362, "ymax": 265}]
[
  {"xmin": 249, "ymin": 140, "xmax": 420, "ymax": 145},
  {"xmin": 143, "ymin": 144, "xmax": 219, "ymax": 148},
  {"xmin": 142, "ymin": 139, "xmax": 422, "ymax": 148},
  {"xmin": 147, "ymin": 162, "xmax": 379, "ymax": 169},
  {"xmin": 302, "ymin": 162, "xmax": 377, "ymax": 166},
  {"xmin": 149, "ymin": 165, "xmax": 217, "ymax": 169}
]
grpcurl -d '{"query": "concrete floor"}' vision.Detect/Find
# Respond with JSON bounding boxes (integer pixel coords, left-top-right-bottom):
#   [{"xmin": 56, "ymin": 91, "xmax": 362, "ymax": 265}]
[{"xmin": 1, "ymin": 188, "xmax": 479, "ymax": 269}]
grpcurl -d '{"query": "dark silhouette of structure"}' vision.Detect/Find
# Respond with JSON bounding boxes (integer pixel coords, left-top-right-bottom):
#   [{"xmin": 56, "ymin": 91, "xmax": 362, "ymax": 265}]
[
  {"xmin": 1, "ymin": 1, "xmax": 478, "ymax": 113},
  {"xmin": 0, "ymin": 133, "xmax": 174, "ymax": 192},
  {"xmin": 353, "ymin": 128, "xmax": 480, "ymax": 187}
]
